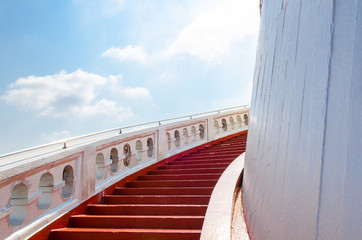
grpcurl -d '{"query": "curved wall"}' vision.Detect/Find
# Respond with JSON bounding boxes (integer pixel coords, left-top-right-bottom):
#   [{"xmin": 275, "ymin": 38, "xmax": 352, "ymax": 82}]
[{"xmin": 244, "ymin": 0, "xmax": 362, "ymax": 239}]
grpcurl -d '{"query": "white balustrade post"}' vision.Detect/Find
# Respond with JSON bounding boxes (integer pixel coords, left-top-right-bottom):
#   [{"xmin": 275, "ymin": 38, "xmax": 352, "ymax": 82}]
[
  {"xmin": 80, "ymin": 148, "xmax": 95, "ymax": 201},
  {"xmin": 157, "ymin": 126, "xmax": 168, "ymax": 161},
  {"xmin": 206, "ymin": 116, "xmax": 216, "ymax": 141}
]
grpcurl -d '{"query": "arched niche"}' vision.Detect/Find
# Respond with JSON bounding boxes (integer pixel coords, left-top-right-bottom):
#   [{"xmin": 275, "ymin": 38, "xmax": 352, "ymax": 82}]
[
  {"xmin": 174, "ymin": 130, "xmax": 180, "ymax": 147},
  {"xmin": 183, "ymin": 128, "xmax": 189, "ymax": 144},
  {"xmin": 110, "ymin": 148, "xmax": 119, "ymax": 173},
  {"xmin": 199, "ymin": 124, "xmax": 205, "ymax": 139},
  {"xmin": 147, "ymin": 138, "xmax": 154, "ymax": 157},
  {"xmin": 96, "ymin": 153, "xmax": 105, "ymax": 180},
  {"xmin": 38, "ymin": 173, "xmax": 53, "ymax": 210},
  {"xmin": 62, "ymin": 165, "xmax": 74, "ymax": 198},
  {"xmin": 9, "ymin": 183, "xmax": 28, "ymax": 227},
  {"xmin": 229, "ymin": 117, "xmax": 235, "ymax": 130},
  {"xmin": 136, "ymin": 140, "xmax": 143, "ymax": 161},
  {"xmin": 222, "ymin": 118, "xmax": 227, "ymax": 131},
  {"xmin": 191, "ymin": 126, "xmax": 197, "ymax": 141}
]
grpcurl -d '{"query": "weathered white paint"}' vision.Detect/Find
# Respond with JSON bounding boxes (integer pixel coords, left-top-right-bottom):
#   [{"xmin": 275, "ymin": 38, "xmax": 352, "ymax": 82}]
[
  {"xmin": 0, "ymin": 108, "xmax": 249, "ymax": 240},
  {"xmin": 244, "ymin": 1, "xmax": 362, "ymax": 240}
]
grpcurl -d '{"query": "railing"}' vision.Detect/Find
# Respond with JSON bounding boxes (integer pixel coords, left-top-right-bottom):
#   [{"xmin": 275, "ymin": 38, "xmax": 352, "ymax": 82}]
[
  {"xmin": 0, "ymin": 105, "xmax": 248, "ymax": 163},
  {"xmin": 0, "ymin": 106, "xmax": 249, "ymax": 240}
]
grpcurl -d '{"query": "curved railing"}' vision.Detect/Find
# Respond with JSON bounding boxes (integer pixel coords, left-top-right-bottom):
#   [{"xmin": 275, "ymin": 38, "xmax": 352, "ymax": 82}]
[
  {"xmin": 0, "ymin": 105, "xmax": 248, "ymax": 165},
  {"xmin": 0, "ymin": 106, "xmax": 249, "ymax": 240}
]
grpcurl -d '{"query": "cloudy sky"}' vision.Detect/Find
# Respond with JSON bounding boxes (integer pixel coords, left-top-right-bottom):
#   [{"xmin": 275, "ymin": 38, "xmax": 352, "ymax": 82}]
[{"xmin": 0, "ymin": 0, "xmax": 260, "ymax": 154}]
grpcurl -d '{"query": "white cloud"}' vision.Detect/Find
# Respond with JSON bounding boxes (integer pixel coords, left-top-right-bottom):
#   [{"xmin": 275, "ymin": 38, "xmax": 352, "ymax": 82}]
[
  {"xmin": 164, "ymin": 0, "xmax": 259, "ymax": 61},
  {"xmin": 102, "ymin": 45, "xmax": 148, "ymax": 62},
  {"xmin": 76, "ymin": 98, "xmax": 134, "ymax": 121},
  {"xmin": 2, "ymin": 69, "xmax": 150, "ymax": 120},
  {"xmin": 122, "ymin": 87, "xmax": 151, "ymax": 99}
]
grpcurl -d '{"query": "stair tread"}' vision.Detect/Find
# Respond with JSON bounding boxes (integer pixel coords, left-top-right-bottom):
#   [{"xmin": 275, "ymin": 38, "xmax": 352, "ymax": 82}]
[
  {"xmin": 52, "ymin": 228, "xmax": 202, "ymax": 233},
  {"xmin": 104, "ymin": 195, "xmax": 211, "ymax": 197},
  {"xmin": 89, "ymin": 204, "xmax": 208, "ymax": 207},
  {"xmin": 115, "ymin": 187, "xmax": 214, "ymax": 189},
  {"xmin": 71, "ymin": 215, "xmax": 204, "ymax": 219}
]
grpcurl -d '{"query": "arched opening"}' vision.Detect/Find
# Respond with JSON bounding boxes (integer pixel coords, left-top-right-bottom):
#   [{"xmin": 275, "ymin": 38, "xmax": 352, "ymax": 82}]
[
  {"xmin": 229, "ymin": 117, "xmax": 235, "ymax": 130},
  {"xmin": 147, "ymin": 138, "xmax": 154, "ymax": 157},
  {"xmin": 110, "ymin": 148, "xmax": 119, "ymax": 173},
  {"xmin": 222, "ymin": 119, "xmax": 227, "ymax": 131},
  {"xmin": 183, "ymin": 128, "xmax": 189, "ymax": 144},
  {"xmin": 9, "ymin": 183, "xmax": 28, "ymax": 227},
  {"xmin": 96, "ymin": 153, "xmax": 105, "ymax": 180},
  {"xmin": 244, "ymin": 114, "xmax": 249, "ymax": 126},
  {"xmin": 123, "ymin": 143, "xmax": 131, "ymax": 166},
  {"xmin": 199, "ymin": 124, "xmax": 205, "ymax": 139},
  {"xmin": 62, "ymin": 165, "xmax": 74, "ymax": 198},
  {"xmin": 174, "ymin": 130, "xmax": 180, "ymax": 147},
  {"xmin": 38, "ymin": 173, "xmax": 53, "ymax": 210},
  {"xmin": 136, "ymin": 140, "xmax": 143, "ymax": 161},
  {"xmin": 214, "ymin": 120, "xmax": 220, "ymax": 134},
  {"xmin": 236, "ymin": 115, "xmax": 242, "ymax": 128},
  {"xmin": 191, "ymin": 126, "xmax": 196, "ymax": 141},
  {"xmin": 166, "ymin": 133, "xmax": 171, "ymax": 150}
]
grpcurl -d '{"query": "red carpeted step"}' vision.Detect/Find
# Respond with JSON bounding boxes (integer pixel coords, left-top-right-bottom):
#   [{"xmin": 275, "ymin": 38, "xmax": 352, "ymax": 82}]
[
  {"xmin": 68, "ymin": 215, "xmax": 204, "ymax": 229},
  {"xmin": 191, "ymin": 149, "xmax": 242, "ymax": 155},
  {"xmin": 114, "ymin": 187, "xmax": 214, "ymax": 195},
  {"xmin": 158, "ymin": 163, "xmax": 229, "ymax": 169},
  {"xmin": 103, "ymin": 195, "xmax": 211, "ymax": 204},
  {"xmin": 147, "ymin": 168, "xmax": 226, "ymax": 175},
  {"xmin": 187, "ymin": 154, "xmax": 241, "ymax": 159},
  {"xmin": 125, "ymin": 179, "xmax": 218, "ymax": 188},
  {"xmin": 86, "ymin": 204, "xmax": 208, "ymax": 216},
  {"xmin": 181, "ymin": 154, "xmax": 240, "ymax": 160},
  {"xmin": 175, "ymin": 156, "xmax": 237, "ymax": 161},
  {"xmin": 169, "ymin": 159, "xmax": 233, "ymax": 165},
  {"xmin": 138, "ymin": 173, "xmax": 222, "ymax": 180}
]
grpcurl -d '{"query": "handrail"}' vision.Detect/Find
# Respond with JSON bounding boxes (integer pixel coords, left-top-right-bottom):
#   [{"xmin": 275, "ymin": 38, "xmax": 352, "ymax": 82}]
[{"xmin": 0, "ymin": 105, "xmax": 248, "ymax": 160}]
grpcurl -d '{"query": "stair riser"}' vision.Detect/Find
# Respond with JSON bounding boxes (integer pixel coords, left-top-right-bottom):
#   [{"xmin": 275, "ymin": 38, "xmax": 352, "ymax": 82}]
[
  {"xmin": 138, "ymin": 174, "xmax": 221, "ymax": 180},
  {"xmin": 148, "ymin": 168, "xmax": 225, "ymax": 175},
  {"xmin": 181, "ymin": 155, "xmax": 240, "ymax": 160},
  {"xmin": 114, "ymin": 187, "xmax": 214, "ymax": 195},
  {"xmin": 191, "ymin": 149, "xmax": 243, "ymax": 155},
  {"xmin": 169, "ymin": 160, "xmax": 233, "ymax": 165},
  {"xmin": 49, "ymin": 231, "xmax": 201, "ymax": 240},
  {"xmin": 203, "ymin": 147, "xmax": 245, "ymax": 151},
  {"xmin": 69, "ymin": 216, "xmax": 204, "ymax": 229},
  {"xmin": 87, "ymin": 205, "xmax": 207, "ymax": 216},
  {"xmin": 185, "ymin": 153, "xmax": 241, "ymax": 158},
  {"xmin": 176, "ymin": 157, "xmax": 237, "ymax": 161},
  {"xmin": 216, "ymin": 144, "xmax": 246, "ymax": 147},
  {"xmin": 126, "ymin": 180, "xmax": 217, "ymax": 188},
  {"xmin": 103, "ymin": 196, "xmax": 210, "ymax": 204},
  {"xmin": 158, "ymin": 163, "xmax": 229, "ymax": 169}
]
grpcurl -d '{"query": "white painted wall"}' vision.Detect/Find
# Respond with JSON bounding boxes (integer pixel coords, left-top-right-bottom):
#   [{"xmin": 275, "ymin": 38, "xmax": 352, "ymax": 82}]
[{"xmin": 243, "ymin": 0, "xmax": 362, "ymax": 239}]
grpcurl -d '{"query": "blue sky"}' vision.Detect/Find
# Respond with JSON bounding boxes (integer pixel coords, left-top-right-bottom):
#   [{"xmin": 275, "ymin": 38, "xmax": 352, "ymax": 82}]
[{"xmin": 0, "ymin": 0, "xmax": 259, "ymax": 154}]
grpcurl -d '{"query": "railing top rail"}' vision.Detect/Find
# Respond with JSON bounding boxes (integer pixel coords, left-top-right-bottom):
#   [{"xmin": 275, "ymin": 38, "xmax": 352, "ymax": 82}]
[{"xmin": 0, "ymin": 105, "xmax": 249, "ymax": 159}]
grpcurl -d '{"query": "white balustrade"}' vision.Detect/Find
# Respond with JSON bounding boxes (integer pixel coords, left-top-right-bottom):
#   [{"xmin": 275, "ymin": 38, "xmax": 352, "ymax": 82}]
[{"xmin": 0, "ymin": 106, "xmax": 249, "ymax": 240}]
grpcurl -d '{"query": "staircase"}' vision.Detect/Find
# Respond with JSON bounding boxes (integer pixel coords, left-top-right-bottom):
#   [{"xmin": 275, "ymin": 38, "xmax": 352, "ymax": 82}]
[{"xmin": 48, "ymin": 133, "xmax": 247, "ymax": 240}]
